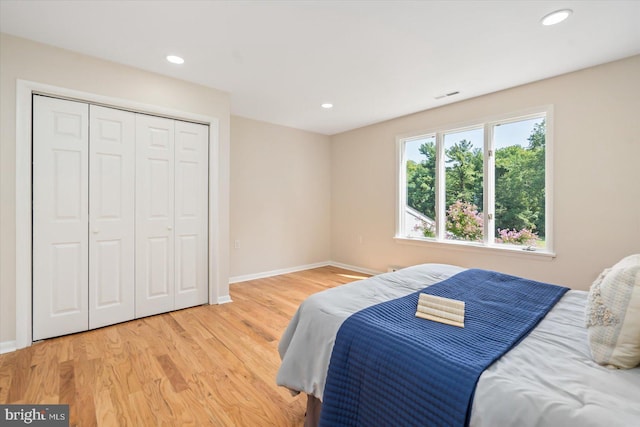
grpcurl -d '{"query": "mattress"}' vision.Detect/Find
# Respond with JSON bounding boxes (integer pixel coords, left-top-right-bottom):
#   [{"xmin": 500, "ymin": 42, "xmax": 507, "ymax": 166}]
[{"xmin": 276, "ymin": 263, "xmax": 640, "ymax": 426}]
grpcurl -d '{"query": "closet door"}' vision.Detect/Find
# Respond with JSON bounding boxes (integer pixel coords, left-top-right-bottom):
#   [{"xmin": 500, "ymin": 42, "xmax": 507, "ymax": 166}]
[
  {"xmin": 135, "ymin": 115, "xmax": 175, "ymax": 317},
  {"xmin": 174, "ymin": 121, "xmax": 209, "ymax": 309},
  {"xmin": 33, "ymin": 96, "xmax": 89, "ymax": 340},
  {"xmin": 89, "ymin": 105, "xmax": 135, "ymax": 329}
]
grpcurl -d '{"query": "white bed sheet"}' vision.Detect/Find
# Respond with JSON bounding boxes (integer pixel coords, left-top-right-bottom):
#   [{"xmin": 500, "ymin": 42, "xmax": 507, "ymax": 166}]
[{"xmin": 276, "ymin": 263, "xmax": 640, "ymax": 426}]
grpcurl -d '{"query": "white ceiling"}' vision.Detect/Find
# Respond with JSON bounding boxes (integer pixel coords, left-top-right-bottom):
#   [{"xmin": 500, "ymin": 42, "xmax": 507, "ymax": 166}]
[{"xmin": 1, "ymin": 1, "xmax": 639, "ymax": 135}]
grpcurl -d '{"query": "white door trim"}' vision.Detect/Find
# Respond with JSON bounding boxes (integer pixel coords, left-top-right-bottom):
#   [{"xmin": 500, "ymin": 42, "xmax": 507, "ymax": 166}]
[{"xmin": 16, "ymin": 79, "xmax": 225, "ymax": 349}]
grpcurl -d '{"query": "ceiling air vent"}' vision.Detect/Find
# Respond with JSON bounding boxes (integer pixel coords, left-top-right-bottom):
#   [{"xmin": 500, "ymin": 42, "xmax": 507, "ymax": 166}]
[{"xmin": 434, "ymin": 91, "xmax": 460, "ymax": 100}]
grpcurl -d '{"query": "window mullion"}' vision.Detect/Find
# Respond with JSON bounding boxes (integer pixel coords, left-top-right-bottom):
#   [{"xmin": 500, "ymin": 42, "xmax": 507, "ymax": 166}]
[
  {"xmin": 484, "ymin": 124, "xmax": 495, "ymax": 246},
  {"xmin": 397, "ymin": 138, "xmax": 407, "ymax": 238},
  {"xmin": 435, "ymin": 132, "xmax": 445, "ymax": 240}
]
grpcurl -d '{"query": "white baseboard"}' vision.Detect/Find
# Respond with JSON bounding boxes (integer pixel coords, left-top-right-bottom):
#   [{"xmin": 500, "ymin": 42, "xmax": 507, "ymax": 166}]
[
  {"xmin": 229, "ymin": 260, "xmax": 384, "ymax": 285},
  {"xmin": 217, "ymin": 295, "xmax": 233, "ymax": 304},
  {"xmin": 328, "ymin": 261, "xmax": 383, "ymax": 276},
  {"xmin": 0, "ymin": 340, "xmax": 17, "ymax": 355},
  {"xmin": 229, "ymin": 261, "xmax": 331, "ymax": 284}
]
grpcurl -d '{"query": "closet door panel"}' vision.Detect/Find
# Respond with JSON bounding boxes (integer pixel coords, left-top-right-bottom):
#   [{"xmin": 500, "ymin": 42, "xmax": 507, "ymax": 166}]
[
  {"xmin": 136, "ymin": 115, "xmax": 175, "ymax": 317},
  {"xmin": 174, "ymin": 121, "xmax": 209, "ymax": 309},
  {"xmin": 89, "ymin": 105, "xmax": 135, "ymax": 329},
  {"xmin": 33, "ymin": 96, "xmax": 89, "ymax": 340}
]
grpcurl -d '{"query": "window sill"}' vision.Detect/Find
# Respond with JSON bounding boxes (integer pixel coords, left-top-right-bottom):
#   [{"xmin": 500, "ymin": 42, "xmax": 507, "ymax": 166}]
[{"xmin": 394, "ymin": 236, "xmax": 556, "ymax": 260}]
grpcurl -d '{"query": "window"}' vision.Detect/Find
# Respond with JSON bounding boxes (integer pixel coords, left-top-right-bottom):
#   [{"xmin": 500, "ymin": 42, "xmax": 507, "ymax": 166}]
[{"xmin": 398, "ymin": 108, "xmax": 551, "ymax": 253}]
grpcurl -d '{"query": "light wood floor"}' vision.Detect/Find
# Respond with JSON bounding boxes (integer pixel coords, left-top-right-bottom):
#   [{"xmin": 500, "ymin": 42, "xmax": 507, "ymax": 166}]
[{"xmin": 0, "ymin": 266, "xmax": 369, "ymax": 426}]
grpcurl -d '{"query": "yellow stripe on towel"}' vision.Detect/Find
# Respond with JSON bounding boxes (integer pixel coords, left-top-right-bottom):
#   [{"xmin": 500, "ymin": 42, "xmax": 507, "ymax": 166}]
[{"xmin": 415, "ymin": 293, "xmax": 465, "ymax": 328}]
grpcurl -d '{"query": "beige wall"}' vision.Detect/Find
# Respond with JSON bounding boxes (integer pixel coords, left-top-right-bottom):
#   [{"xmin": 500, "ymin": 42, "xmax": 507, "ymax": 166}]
[
  {"xmin": 330, "ymin": 55, "xmax": 640, "ymax": 290},
  {"xmin": 0, "ymin": 34, "xmax": 231, "ymax": 344},
  {"xmin": 230, "ymin": 116, "xmax": 331, "ymax": 279}
]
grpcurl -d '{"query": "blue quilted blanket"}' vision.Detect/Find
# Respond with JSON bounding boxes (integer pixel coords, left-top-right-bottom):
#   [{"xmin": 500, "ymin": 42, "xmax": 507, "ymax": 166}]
[{"xmin": 319, "ymin": 269, "xmax": 569, "ymax": 427}]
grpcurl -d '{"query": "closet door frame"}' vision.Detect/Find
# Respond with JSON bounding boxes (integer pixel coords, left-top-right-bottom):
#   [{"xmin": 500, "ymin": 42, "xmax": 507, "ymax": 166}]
[{"xmin": 14, "ymin": 80, "xmax": 227, "ymax": 350}]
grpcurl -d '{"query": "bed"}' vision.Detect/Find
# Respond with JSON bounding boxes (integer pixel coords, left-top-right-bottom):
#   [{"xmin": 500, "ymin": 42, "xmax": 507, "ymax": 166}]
[{"xmin": 276, "ymin": 263, "xmax": 640, "ymax": 426}]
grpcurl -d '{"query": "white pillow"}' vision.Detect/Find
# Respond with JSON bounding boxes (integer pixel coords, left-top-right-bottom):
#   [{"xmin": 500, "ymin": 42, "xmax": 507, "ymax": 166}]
[{"xmin": 585, "ymin": 254, "xmax": 640, "ymax": 369}]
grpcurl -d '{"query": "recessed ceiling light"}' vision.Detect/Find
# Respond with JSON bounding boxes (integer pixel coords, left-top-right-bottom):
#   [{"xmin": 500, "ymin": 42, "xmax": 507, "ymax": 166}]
[
  {"xmin": 166, "ymin": 55, "xmax": 185, "ymax": 64},
  {"xmin": 321, "ymin": 103, "xmax": 333, "ymax": 109},
  {"xmin": 541, "ymin": 9, "xmax": 572, "ymax": 26}
]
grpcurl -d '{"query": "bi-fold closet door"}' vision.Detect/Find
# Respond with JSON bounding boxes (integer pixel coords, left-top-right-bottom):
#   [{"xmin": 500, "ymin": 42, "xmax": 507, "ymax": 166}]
[
  {"xmin": 90, "ymin": 105, "xmax": 136, "ymax": 330},
  {"xmin": 33, "ymin": 95, "xmax": 208, "ymax": 341},
  {"xmin": 135, "ymin": 115, "xmax": 209, "ymax": 318},
  {"xmin": 33, "ymin": 96, "xmax": 92, "ymax": 340}
]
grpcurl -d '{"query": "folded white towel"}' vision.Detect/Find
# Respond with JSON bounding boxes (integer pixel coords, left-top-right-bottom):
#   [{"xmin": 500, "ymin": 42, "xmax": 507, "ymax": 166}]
[
  {"xmin": 417, "ymin": 300, "xmax": 465, "ymax": 317},
  {"xmin": 416, "ymin": 293, "xmax": 465, "ymax": 328}
]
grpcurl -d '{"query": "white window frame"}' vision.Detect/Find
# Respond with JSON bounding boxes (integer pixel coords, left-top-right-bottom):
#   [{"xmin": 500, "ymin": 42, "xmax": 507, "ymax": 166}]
[{"xmin": 395, "ymin": 106, "xmax": 555, "ymax": 258}]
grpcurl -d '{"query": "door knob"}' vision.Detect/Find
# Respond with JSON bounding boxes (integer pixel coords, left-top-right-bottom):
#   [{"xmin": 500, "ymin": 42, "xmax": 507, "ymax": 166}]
[
  {"xmin": 92, "ymin": 228, "xmax": 99, "ymax": 234},
  {"xmin": 167, "ymin": 226, "xmax": 173, "ymax": 230}
]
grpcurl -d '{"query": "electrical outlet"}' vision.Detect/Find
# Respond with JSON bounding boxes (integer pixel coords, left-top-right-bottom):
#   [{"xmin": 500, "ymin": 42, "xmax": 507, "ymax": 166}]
[{"xmin": 234, "ymin": 240, "xmax": 241, "ymax": 249}]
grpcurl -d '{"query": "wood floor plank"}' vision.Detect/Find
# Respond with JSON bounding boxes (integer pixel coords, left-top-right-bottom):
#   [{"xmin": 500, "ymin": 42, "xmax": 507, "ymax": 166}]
[
  {"xmin": 113, "ymin": 358, "xmax": 143, "ymax": 396},
  {"xmin": 94, "ymin": 387, "xmax": 119, "ymax": 427},
  {"xmin": 74, "ymin": 390, "xmax": 98, "ymax": 427},
  {"xmin": 0, "ymin": 351, "xmax": 17, "ymax": 403},
  {"xmin": 156, "ymin": 354, "xmax": 189, "ymax": 393},
  {"xmin": 0, "ymin": 266, "xmax": 368, "ymax": 425},
  {"xmin": 59, "ymin": 360, "xmax": 76, "ymax": 424},
  {"xmin": 7, "ymin": 346, "xmax": 33, "ymax": 403},
  {"xmin": 127, "ymin": 390, "xmax": 158, "ymax": 426}
]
